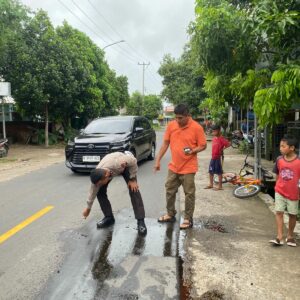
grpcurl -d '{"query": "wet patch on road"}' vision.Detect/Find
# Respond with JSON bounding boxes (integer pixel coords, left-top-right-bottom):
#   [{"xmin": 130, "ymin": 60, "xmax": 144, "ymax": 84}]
[
  {"xmin": 39, "ymin": 208, "xmax": 180, "ymax": 300},
  {"xmin": 193, "ymin": 216, "xmax": 235, "ymax": 234},
  {"xmin": 194, "ymin": 220, "xmax": 228, "ymax": 233}
]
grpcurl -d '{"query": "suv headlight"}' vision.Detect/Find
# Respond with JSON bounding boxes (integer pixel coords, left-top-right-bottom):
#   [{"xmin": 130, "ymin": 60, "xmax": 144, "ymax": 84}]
[
  {"xmin": 111, "ymin": 139, "xmax": 130, "ymax": 149},
  {"xmin": 67, "ymin": 140, "xmax": 75, "ymax": 147}
]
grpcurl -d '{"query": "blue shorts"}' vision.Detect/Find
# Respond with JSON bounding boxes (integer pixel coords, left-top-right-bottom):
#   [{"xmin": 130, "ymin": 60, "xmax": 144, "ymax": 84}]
[{"xmin": 209, "ymin": 159, "xmax": 223, "ymax": 175}]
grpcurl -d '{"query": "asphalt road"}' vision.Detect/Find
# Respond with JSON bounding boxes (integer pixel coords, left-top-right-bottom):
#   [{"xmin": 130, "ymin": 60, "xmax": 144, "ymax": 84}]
[{"xmin": 0, "ymin": 131, "xmax": 182, "ymax": 300}]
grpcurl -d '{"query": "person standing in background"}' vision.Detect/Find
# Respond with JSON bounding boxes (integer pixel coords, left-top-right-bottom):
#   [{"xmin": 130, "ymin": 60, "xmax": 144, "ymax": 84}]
[{"xmin": 154, "ymin": 103, "xmax": 207, "ymax": 229}]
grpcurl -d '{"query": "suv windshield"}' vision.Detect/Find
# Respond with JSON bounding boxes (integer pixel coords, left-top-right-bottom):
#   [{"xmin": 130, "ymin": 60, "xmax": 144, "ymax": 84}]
[{"xmin": 84, "ymin": 118, "xmax": 132, "ymax": 134}]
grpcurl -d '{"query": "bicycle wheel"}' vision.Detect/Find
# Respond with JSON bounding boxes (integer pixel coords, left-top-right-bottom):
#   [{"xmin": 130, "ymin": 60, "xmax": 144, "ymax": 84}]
[{"xmin": 233, "ymin": 184, "xmax": 261, "ymax": 199}]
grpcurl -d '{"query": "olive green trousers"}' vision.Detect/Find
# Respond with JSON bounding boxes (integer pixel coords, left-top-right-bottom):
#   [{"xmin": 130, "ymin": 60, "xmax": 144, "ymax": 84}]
[{"xmin": 165, "ymin": 169, "xmax": 196, "ymax": 221}]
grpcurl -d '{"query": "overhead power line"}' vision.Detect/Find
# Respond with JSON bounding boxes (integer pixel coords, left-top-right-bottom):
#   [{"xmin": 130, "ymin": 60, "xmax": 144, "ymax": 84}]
[
  {"xmin": 57, "ymin": 0, "xmax": 109, "ymax": 44},
  {"xmin": 57, "ymin": 0, "xmax": 137, "ymax": 64},
  {"xmin": 87, "ymin": 0, "xmax": 148, "ymax": 62},
  {"xmin": 71, "ymin": 0, "xmax": 116, "ymax": 44},
  {"xmin": 57, "ymin": 0, "xmax": 162, "ymax": 92},
  {"xmin": 71, "ymin": 0, "xmax": 148, "ymax": 65},
  {"xmin": 87, "ymin": 0, "xmax": 162, "ymax": 84}
]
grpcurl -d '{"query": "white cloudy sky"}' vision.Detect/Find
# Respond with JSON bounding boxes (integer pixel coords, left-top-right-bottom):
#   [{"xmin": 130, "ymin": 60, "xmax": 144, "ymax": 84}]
[{"xmin": 19, "ymin": 0, "xmax": 195, "ymax": 95}]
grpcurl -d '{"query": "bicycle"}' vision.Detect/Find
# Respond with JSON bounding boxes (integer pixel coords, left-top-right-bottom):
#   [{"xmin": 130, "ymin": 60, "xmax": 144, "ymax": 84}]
[{"xmin": 214, "ymin": 154, "xmax": 274, "ymax": 199}]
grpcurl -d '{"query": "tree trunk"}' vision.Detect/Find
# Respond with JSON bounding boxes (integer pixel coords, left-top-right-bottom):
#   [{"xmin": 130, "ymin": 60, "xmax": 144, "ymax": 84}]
[{"xmin": 45, "ymin": 102, "xmax": 49, "ymax": 148}]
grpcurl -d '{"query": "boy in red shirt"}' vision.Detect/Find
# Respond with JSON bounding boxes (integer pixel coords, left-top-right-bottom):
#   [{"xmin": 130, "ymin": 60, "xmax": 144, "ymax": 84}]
[
  {"xmin": 205, "ymin": 124, "xmax": 230, "ymax": 190},
  {"xmin": 269, "ymin": 136, "xmax": 300, "ymax": 247}
]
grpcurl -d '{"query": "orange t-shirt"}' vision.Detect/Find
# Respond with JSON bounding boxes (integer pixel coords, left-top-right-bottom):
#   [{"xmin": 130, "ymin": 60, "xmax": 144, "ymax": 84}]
[{"xmin": 164, "ymin": 118, "xmax": 206, "ymax": 174}]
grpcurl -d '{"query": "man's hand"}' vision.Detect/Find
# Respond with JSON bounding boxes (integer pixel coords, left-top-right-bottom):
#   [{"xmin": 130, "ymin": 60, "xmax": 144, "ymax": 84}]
[
  {"xmin": 128, "ymin": 180, "xmax": 139, "ymax": 192},
  {"xmin": 154, "ymin": 141, "xmax": 169, "ymax": 172},
  {"xmin": 154, "ymin": 160, "xmax": 160, "ymax": 172},
  {"xmin": 82, "ymin": 207, "xmax": 91, "ymax": 219}
]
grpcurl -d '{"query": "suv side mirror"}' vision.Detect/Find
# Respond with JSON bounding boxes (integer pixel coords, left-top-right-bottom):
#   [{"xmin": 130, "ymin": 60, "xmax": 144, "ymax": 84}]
[{"xmin": 135, "ymin": 127, "xmax": 144, "ymax": 133}]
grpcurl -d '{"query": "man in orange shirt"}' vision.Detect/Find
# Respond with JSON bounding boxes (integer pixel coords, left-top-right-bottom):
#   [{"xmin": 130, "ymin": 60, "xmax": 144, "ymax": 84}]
[{"xmin": 154, "ymin": 104, "xmax": 207, "ymax": 229}]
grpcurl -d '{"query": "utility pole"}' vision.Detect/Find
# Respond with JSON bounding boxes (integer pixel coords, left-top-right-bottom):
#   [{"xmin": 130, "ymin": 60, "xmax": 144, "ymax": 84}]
[
  {"xmin": 0, "ymin": 82, "xmax": 11, "ymax": 139},
  {"xmin": 138, "ymin": 62, "xmax": 150, "ymax": 99}
]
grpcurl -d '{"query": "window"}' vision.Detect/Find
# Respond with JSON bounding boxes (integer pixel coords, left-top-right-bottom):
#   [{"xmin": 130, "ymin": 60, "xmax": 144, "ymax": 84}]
[{"xmin": 142, "ymin": 118, "xmax": 151, "ymax": 129}]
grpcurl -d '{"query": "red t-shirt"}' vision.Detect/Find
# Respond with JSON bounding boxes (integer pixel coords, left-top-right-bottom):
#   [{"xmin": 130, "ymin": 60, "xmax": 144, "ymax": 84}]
[
  {"xmin": 164, "ymin": 118, "xmax": 206, "ymax": 174},
  {"xmin": 212, "ymin": 136, "xmax": 230, "ymax": 159},
  {"xmin": 273, "ymin": 156, "xmax": 300, "ymax": 201}
]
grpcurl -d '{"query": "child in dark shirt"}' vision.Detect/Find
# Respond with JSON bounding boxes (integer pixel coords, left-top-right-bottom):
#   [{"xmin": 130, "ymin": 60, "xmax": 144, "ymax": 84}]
[
  {"xmin": 205, "ymin": 124, "xmax": 230, "ymax": 190},
  {"xmin": 269, "ymin": 136, "xmax": 300, "ymax": 247}
]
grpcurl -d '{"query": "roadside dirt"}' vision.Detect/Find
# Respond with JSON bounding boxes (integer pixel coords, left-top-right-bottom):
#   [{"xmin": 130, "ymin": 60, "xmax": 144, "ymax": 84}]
[{"xmin": 0, "ymin": 144, "xmax": 65, "ymax": 183}]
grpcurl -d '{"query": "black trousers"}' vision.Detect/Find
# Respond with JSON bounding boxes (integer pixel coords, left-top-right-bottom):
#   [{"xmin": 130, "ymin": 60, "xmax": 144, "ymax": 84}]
[{"xmin": 96, "ymin": 168, "xmax": 145, "ymax": 220}]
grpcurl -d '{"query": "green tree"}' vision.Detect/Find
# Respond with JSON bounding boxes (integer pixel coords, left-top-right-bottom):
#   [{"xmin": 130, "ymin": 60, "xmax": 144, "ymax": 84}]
[
  {"xmin": 184, "ymin": 0, "xmax": 260, "ymax": 122},
  {"xmin": 230, "ymin": 69, "xmax": 271, "ymax": 109},
  {"xmin": 125, "ymin": 92, "xmax": 162, "ymax": 120},
  {"xmin": 254, "ymin": 64, "xmax": 300, "ymax": 125},
  {"xmin": 191, "ymin": 0, "xmax": 257, "ymax": 76},
  {"xmin": 1, "ymin": 10, "xmax": 130, "ymax": 143},
  {"xmin": 0, "ymin": 0, "xmax": 29, "ymax": 71},
  {"xmin": 143, "ymin": 94, "xmax": 162, "ymax": 120},
  {"xmin": 56, "ymin": 22, "xmax": 109, "ymax": 126},
  {"xmin": 199, "ymin": 97, "xmax": 228, "ymax": 126},
  {"xmin": 190, "ymin": 0, "xmax": 300, "ymax": 127},
  {"xmin": 5, "ymin": 10, "xmax": 64, "ymax": 147},
  {"xmin": 158, "ymin": 50, "xmax": 206, "ymax": 116},
  {"xmin": 56, "ymin": 22, "xmax": 129, "ymax": 125},
  {"xmin": 249, "ymin": 0, "xmax": 299, "ymax": 65},
  {"xmin": 126, "ymin": 91, "xmax": 144, "ymax": 116},
  {"xmin": 100, "ymin": 70, "xmax": 129, "ymax": 116},
  {"xmin": 249, "ymin": 0, "xmax": 300, "ymax": 126},
  {"xmin": 115, "ymin": 75, "xmax": 130, "ymax": 109}
]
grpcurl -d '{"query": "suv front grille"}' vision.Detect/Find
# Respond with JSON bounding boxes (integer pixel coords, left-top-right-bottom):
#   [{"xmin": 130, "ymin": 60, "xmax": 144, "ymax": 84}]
[{"xmin": 72, "ymin": 144, "xmax": 110, "ymax": 164}]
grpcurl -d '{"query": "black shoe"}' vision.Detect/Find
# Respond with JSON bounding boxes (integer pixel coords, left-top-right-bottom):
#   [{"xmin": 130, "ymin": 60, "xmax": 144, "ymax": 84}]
[
  {"xmin": 97, "ymin": 216, "xmax": 115, "ymax": 229},
  {"xmin": 137, "ymin": 219, "xmax": 147, "ymax": 236}
]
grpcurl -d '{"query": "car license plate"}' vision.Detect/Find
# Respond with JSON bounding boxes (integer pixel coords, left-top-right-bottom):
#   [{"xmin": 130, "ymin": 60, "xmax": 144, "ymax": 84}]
[{"xmin": 82, "ymin": 156, "xmax": 100, "ymax": 162}]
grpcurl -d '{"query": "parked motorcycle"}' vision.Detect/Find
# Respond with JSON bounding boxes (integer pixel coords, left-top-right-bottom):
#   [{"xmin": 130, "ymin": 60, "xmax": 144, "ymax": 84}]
[
  {"xmin": 231, "ymin": 130, "xmax": 254, "ymax": 148},
  {"xmin": 0, "ymin": 138, "xmax": 9, "ymax": 157},
  {"xmin": 231, "ymin": 130, "xmax": 265, "ymax": 150}
]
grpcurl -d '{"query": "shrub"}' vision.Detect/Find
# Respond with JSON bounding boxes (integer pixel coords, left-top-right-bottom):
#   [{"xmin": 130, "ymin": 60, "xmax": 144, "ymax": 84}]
[{"xmin": 36, "ymin": 129, "xmax": 59, "ymax": 145}]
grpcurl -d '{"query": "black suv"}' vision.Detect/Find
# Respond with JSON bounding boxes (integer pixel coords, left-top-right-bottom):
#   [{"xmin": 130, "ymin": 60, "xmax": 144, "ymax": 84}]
[{"xmin": 65, "ymin": 116, "xmax": 156, "ymax": 172}]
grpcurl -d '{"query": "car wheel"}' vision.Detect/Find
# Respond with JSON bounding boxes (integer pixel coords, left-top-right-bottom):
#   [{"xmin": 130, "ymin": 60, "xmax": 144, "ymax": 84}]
[{"xmin": 148, "ymin": 143, "xmax": 155, "ymax": 160}]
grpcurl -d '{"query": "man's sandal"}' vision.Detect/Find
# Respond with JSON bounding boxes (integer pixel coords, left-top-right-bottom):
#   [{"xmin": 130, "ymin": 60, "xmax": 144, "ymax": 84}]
[
  {"xmin": 286, "ymin": 238, "xmax": 297, "ymax": 247},
  {"xmin": 158, "ymin": 214, "xmax": 176, "ymax": 223},
  {"xmin": 269, "ymin": 238, "xmax": 284, "ymax": 246},
  {"xmin": 204, "ymin": 185, "xmax": 213, "ymax": 189},
  {"xmin": 213, "ymin": 187, "xmax": 223, "ymax": 191},
  {"xmin": 180, "ymin": 219, "xmax": 193, "ymax": 230}
]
